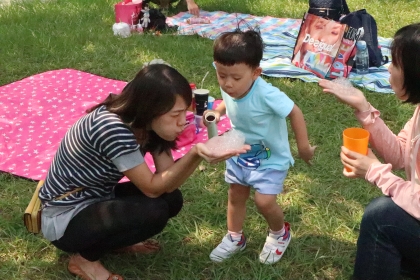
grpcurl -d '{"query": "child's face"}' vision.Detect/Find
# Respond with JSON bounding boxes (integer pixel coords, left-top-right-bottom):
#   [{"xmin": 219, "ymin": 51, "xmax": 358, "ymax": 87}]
[{"xmin": 214, "ymin": 62, "xmax": 261, "ymax": 99}]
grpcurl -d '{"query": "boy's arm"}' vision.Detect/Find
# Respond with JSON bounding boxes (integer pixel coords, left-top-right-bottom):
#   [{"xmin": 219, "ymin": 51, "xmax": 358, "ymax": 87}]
[
  {"xmin": 288, "ymin": 104, "xmax": 316, "ymax": 164},
  {"xmin": 203, "ymin": 100, "xmax": 225, "ymax": 123}
]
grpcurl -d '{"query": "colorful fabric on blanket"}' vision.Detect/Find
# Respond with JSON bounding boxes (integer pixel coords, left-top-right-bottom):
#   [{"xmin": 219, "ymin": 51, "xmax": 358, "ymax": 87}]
[
  {"xmin": 0, "ymin": 69, "xmax": 231, "ymax": 181},
  {"xmin": 167, "ymin": 11, "xmax": 393, "ymax": 94}
]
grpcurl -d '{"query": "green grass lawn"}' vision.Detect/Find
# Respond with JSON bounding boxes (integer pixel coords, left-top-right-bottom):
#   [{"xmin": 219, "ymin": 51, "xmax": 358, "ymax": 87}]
[{"xmin": 1, "ymin": 0, "xmax": 419, "ymax": 279}]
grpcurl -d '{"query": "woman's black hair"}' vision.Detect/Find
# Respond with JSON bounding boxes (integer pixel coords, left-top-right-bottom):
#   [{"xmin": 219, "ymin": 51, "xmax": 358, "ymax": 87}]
[
  {"xmin": 391, "ymin": 23, "xmax": 420, "ymax": 104},
  {"xmin": 88, "ymin": 64, "xmax": 192, "ymax": 154}
]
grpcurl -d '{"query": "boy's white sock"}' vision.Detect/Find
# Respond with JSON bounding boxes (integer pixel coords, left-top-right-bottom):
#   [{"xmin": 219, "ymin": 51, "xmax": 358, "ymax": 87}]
[
  {"xmin": 269, "ymin": 226, "xmax": 285, "ymax": 238},
  {"xmin": 228, "ymin": 230, "xmax": 243, "ymax": 241}
]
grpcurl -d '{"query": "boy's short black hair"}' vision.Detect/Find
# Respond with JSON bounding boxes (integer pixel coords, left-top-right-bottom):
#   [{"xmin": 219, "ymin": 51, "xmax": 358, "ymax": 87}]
[
  {"xmin": 391, "ymin": 23, "xmax": 420, "ymax": 104},
  {"xmin": 213, "ymin": 29, "xmax": 264, "ymax": 68}
]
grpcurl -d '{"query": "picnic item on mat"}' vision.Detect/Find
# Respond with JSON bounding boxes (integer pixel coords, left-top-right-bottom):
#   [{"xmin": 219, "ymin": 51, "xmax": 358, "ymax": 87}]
[
  {"xmin": 291, "ymin": 13, "xmax": 360, "ymax": 79},
  {"xmin": 340, "ymin": 9, "xmax": 388, "ymax": 67},
  {"xmin": 308, "ymin": 0, "xmax": 350, "ymax": 21},
  {"xmin": 114, "ymin": 0, "xmax": 142, "ymax": 26},
  {"xmin": 113, "ymin": 22, "xmax": 132, "ymax": 38},
  {"xmin": 186, "ymin": 17, "xmax": 211, "ymax": 24}
]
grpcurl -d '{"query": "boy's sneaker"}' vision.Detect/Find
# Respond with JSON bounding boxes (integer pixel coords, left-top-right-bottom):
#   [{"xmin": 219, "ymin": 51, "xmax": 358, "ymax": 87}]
[
  {"xmin": 259, "ymin": 222, "xmax": 291, "ymax": 264},
  {"xmin": 209, "ymin": 233, "xmax": 247, "ymax": 262}
]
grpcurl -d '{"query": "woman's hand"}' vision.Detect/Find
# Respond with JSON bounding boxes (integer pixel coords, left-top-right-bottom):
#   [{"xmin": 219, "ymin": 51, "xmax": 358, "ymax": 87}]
[
  {"xmin": 340, "ymin": 146, "xmax": 381, "ymax": 178},
  {"xmin": 194, "ymin": 142, "xmax": 250, "ymax": 164},
  {"xmin": 318, "ymin": 79, "xmax": 370, "ymax": 112}
]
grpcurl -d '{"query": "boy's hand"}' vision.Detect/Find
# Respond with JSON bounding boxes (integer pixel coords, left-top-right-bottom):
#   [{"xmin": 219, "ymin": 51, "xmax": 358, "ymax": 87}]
[{"xmin": 298, "ymin": 145, "xmax": 317, "ymax": 165}]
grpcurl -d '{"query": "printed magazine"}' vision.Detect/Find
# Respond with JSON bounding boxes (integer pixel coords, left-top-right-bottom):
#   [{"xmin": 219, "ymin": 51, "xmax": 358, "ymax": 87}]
[{"xmin": 292, "ymin": 13, "xmax": 363, "ymax": 79}]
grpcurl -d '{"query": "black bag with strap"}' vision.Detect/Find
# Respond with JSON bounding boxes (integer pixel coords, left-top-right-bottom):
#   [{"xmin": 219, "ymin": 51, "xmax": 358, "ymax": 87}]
[
  {"xmin": 340, "ymin": 9, "xmax": 389, "ymax": 67},
  {"xmin": 308, "ymin": 0, "xmax": 350, "ymax": 21}
]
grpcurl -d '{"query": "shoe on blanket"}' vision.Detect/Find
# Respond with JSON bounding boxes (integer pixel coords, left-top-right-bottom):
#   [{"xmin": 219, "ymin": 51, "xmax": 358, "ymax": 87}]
[
  {"xmin": 113, "ymin": 239, "xmax": 160, "ymax": 254},
  {"xmin": 68, "ymin": 255, "xmax": 123, "ymax": 280}
]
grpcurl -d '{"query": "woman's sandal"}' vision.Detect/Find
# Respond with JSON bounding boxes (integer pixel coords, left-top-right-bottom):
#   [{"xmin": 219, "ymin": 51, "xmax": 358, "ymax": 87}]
[
  {"xmin": 113, "ymin": 239, "xmax": 160, "ymax": 254},
  {"xmin": 68, "ymin": 256, "xmax": 123, "ymax": 280}
]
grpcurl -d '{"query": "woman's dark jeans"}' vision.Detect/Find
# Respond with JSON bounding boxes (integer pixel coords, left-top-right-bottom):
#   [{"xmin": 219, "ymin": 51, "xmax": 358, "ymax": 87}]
[
  {"xmin": 353, "ymin": 196, "xmax": 420, "ymax": 279},
  {"xmin": 52, "ymin": 182, "xmax": 183, "ymax": 261}
]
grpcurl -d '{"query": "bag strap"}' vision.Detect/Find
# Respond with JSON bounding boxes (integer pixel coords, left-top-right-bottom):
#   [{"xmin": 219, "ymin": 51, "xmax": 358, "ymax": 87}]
[
  {"xmin": 307, "ymin": 7, "xmax": 341, "ymax": 21},
  {"xmin": 53, "ymin": 187, "xmax": 85, "ymax": 201},
  {"xmin": 40, "ymin": 186, "xmax": 85, "ymax": 210},
  {"xmin": 37, "ymin": 180, "xmax": 85, "ymax": 203}
]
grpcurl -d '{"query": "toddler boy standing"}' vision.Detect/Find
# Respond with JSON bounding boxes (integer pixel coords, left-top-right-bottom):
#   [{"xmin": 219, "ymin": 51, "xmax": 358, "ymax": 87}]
[{"xmin": 206, "ymin": 29, "xmax": 316, "ymax": 264}]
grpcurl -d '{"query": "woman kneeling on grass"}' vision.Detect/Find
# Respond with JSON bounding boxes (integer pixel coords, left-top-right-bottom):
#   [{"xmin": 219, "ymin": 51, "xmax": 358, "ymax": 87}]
[
  {"xmin": 38, "ymin": 64, "xmax": 249, "ymax": 280},
  {"xmin": 319, "ymin": 23, "xmax": 420, "ymax": 279}
]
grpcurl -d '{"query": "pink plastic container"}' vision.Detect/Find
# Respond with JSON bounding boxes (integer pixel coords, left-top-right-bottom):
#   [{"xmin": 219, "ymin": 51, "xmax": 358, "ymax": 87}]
[{"xmin": 114, "ymin": 1, "xmax": 142, "ymax": 26}]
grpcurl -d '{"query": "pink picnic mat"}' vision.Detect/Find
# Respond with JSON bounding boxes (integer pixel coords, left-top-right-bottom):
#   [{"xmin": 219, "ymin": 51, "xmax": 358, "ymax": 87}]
[{"xmin": 0, "ymin": 69, "xmax": 231, "ymax": 181}]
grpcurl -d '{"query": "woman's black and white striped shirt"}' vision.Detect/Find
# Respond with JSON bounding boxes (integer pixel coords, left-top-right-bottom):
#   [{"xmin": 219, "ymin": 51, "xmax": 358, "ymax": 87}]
[{"xmin": 39, "ymin": 105, "xmax": 143, "ymax": 206}]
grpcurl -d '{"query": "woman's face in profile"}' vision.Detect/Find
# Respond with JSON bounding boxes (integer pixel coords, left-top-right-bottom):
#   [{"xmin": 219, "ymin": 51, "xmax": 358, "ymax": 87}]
[
  {"xmin": 151, "ymin": 95, "xmax": 189, "ymax": 141},
  {"xmin": 388, "ymin": 62, "xmax": 407, "ymax": 101}
]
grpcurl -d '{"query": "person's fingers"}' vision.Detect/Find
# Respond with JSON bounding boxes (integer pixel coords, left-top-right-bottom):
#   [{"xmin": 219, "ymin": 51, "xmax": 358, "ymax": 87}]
[
  {"xmin": 341, "ymin": 145, "xmax": 350, "ymax": 153},
  {"xmin": 341, "ymin": 154, "xmax": 366, "ymax": 178},
  {"xmin": 200, "ymin": 148, "xmax": 242, "ymax": 164},
  {"xmin": 318, "ymin": 79, "xmax": 330, "ymax": 85},
  {"xmin": 342, "ymin": 167, "xmax": 357, "ymax": 178},
  {"xmin": 340, "ymin": 155, "xmax": 350, "ymax": 168},
  {"xmin": 341, "ymin": 146, "xmax": 363, "ymax": 159},
  {"xmin": 342, "ymin": 167, "xmax": 351, "ymax": 176},
  {"xmin": 340, "ymin": 150, "xmax": 356, "ymax": 171},
  {"xmin": 193, "ymin": 9, "xmax": 200, "ymax": 16}
]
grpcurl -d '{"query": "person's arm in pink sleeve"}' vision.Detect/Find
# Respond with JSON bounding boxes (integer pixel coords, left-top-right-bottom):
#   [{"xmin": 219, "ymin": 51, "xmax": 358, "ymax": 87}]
[
  {"xmin": 366, "ymin": 163, "xmax": 420, "ymax": 220},
  {"xmin": 355, "ymin": 103, "xmax": 411, "ymax": 170},
  {"xmin": 318, "ymin": 79, "xmax": 410, "ymax": 171}
]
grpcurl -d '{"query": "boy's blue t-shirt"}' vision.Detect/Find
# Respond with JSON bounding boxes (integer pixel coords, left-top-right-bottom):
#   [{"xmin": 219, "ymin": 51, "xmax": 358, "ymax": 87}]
[{"xmin": 221, "ymin": 77, "xmax": 295, "ymax": 171}]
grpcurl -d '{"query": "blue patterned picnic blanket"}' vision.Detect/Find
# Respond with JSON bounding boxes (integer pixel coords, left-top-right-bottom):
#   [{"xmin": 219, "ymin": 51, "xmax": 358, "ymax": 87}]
[{"xmin": 167, "ymin": 11, "xmax": 393, "ymax": 94}]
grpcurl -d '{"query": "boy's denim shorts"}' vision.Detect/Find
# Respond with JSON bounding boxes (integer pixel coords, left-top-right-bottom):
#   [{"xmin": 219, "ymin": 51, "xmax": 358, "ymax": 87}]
[{"xmin": 225, "ymin": 158, "xmax": 288, "ymax": 195}]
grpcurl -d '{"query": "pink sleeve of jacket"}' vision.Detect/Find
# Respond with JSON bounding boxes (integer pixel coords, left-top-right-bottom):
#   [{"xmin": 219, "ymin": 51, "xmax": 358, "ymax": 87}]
[
  {"xmin": 356, "ymin": 105, "xmax": 420, "ymax": 220},
  {"xmin": 366, "ymin": 163, "xmax": 420, "ymax": 219},
  {"xmin": 355, "ymin": 104, "xmax": 411, "ymax": 169}
]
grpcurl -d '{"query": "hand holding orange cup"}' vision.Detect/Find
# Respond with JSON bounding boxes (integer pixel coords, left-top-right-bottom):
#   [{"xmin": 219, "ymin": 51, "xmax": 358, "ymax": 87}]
[{"xmin": 342, "ymin": 127, "xmax": 370, "ymax": 172}]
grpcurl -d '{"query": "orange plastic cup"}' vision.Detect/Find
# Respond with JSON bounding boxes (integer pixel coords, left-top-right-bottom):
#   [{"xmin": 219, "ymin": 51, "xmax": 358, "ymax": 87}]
[{"xmin": 342, "ymin": 127, "xmax": 370, "ymax": 172}]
